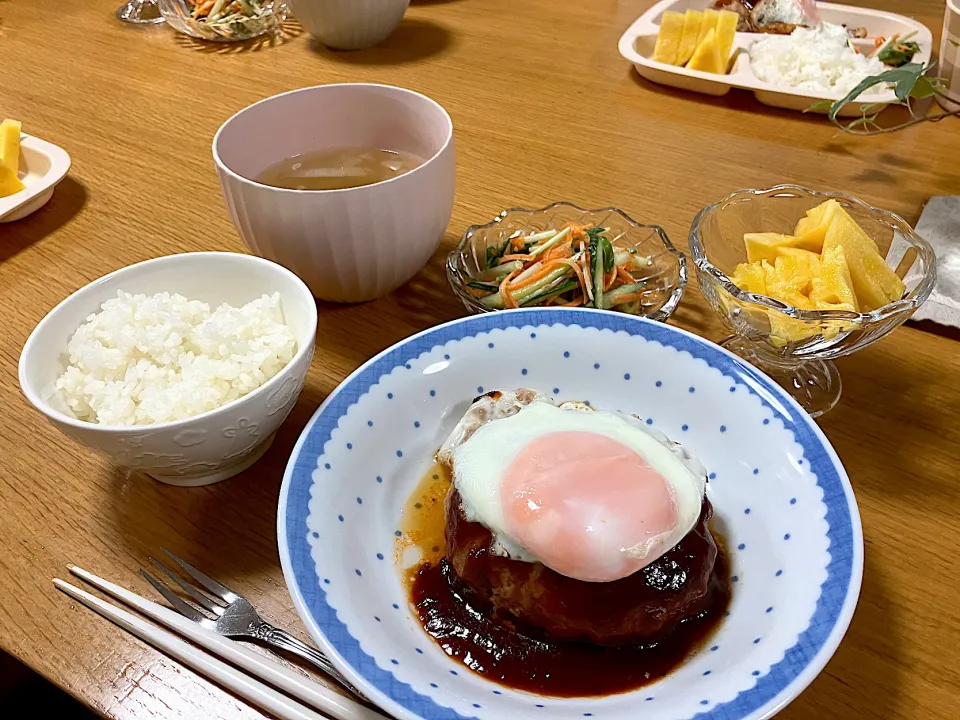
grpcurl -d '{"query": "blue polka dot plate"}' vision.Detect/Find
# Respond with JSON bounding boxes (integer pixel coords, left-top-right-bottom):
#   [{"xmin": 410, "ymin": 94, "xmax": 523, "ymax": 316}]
[{"xmin": 277, "ymin": 309, "xmax": 863, "ymax": 720}]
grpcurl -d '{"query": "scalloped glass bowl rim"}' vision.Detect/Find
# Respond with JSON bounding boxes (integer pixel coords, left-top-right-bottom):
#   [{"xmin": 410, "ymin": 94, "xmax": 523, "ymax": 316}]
[
  {"xmin": 689, "ymin": 185, "xmax": 937, "ymax": 324},
  {"xmin": 446, "ymin": 201, "xmax": 688, "ymax": 317}
]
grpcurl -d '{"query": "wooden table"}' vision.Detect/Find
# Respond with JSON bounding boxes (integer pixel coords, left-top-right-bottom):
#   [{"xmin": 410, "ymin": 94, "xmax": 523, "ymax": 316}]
[{"xmin": 2, "ymin": 0, "xmax": 959, "ymax": 717}]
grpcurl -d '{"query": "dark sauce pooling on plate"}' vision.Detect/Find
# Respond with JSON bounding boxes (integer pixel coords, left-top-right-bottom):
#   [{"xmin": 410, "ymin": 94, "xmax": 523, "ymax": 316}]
[{"xmin": 410, "ymin": 539, "xmax": 730, "ymax": 697}]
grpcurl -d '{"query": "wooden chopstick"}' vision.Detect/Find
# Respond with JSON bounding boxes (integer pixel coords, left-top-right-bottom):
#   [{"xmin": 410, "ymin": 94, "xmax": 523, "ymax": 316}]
[{"xmin": 55, "ymin": 568, "xmax": 388, "ymax": 720}]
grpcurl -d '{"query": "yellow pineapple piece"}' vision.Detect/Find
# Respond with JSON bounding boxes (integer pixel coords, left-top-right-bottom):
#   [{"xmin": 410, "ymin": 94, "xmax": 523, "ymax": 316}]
[
  {"xmin": 714, "ymin": 10, "xmax": 739, "ymax": 72},
  {"xmin": 0, "ymin": 119, "xmax": 22, "ymax": 174},
  {"xmin": 698, "ymin": 8, "xmax": 720, "ymax": 46},
  {"xmin": 811, "ymin": 243, "xmax": 858, "ymax": 311},
  {"xmin": 675, "ymin": 10, "xmax": 703, "ymax": 67},
  {"xmin": 821, "ymin": 206, "xmax": 905, "ymax": 311},
  {"xmin": 0, "ymin": 162, "xmax": 24, "ymax": 198},
  {"xmin": 792, "ymin": 199, "xmax": 863, "ymax": 250},
  {"xmin": 731, "ymin": 261, "xmax": 767, "ymax": 294},
  {"xmin": 687, "ymin": 28, "xmax": 723, "ymax": 73},
  {"xmin": 744, "ymin": 232, "xmax": 822, "ymax": 263},
  {"xmin": 653, "ymin": 11, "xmax": 686, "ymax": 65},
  {"xmin": 764, "ymin": 257, "xmax": 814, "ymax": 309}
]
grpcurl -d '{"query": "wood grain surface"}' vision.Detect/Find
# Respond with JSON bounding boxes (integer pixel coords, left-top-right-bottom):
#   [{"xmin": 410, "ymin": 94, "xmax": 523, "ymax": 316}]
[{"xmin": 1, "ymin": 0, "xmax": 959, "ymax": 718}]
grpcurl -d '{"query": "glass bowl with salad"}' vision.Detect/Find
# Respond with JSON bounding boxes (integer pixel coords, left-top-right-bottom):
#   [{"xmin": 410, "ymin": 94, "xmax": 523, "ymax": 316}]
[
  {"xmin": 158, "ymin": 0, "xmax": 286, "ymax": 42},
  {"xmin": 447, "ymin": 202, "xmax": 686, "ymax": 320}
]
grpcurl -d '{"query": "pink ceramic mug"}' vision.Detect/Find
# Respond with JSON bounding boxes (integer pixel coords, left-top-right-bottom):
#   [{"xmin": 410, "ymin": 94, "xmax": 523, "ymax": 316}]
[{"xmin": 213, "ymin": 84, "xmax": 455, "ymax": 303}]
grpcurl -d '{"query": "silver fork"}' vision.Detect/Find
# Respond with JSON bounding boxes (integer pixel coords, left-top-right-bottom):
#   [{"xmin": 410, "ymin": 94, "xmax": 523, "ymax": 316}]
[{"xmin": 141, "ymin": 548, "xmax": 368, "ymax": 703}]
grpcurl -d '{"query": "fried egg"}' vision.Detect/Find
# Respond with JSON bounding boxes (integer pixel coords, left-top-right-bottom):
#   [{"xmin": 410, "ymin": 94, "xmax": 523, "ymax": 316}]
[{"xmin": 447, "ymin": 398, "xmax": 707, "ymax": 583}]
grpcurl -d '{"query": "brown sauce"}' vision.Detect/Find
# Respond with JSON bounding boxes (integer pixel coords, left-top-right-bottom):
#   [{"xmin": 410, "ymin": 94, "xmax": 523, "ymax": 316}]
[{"xmin": 399, "ymin": 462, "xmax": 731, "ymax": 697}]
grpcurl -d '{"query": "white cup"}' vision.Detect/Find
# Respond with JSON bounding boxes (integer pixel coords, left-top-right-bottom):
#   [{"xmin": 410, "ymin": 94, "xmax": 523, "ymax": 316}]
[
  {"xmin": 288, "ymin": 0, "xmax": 410, "ymax": 50},
  {"xmin": 941, "ymin": 0, "xmax": 960, "ymax": 108},
  {"xmin": 213, "ymin": 84, "xmax": 455, "ymax": 303}
]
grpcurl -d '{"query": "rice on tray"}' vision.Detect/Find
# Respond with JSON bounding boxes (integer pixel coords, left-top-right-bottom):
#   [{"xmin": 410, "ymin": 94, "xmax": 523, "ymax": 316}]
[
  {"xmin": 749, "ymin": 23, "xmax": 885, "ymax": 95},
  {"xmin": 56, "ymin": 291, "xmax": 297, "ymax": 426}
]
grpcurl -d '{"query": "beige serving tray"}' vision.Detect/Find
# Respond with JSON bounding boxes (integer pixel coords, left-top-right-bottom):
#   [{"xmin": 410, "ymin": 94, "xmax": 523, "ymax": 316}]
[{"xmin": 618, "ymin": 0, "xmax": 933, "ymax": 116}]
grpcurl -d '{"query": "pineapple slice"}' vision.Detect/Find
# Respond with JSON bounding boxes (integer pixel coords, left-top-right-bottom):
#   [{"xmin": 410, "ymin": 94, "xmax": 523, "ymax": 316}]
[
  {"xmin": 676, "ymin": 10, "xmax": 704, "ymax": 66},
  {"xmin": 653, "ymin": 11, "xmax": 686, "ymax": 65},
  {"xmin": 744, "ymin": 232, "xmax": 822, "ymax": 263},
  {"xmin": 763, "ymin": 256, "xmax": 815, "ymax": 309},
  {"xmin": 793, "ymin": 199, "xmax": 856, "ymax": 249},
  {"xmin": 811, "ymin": 243, "xmax": 858, "ymax": 311},
  {"xmin": 821, "ymin": 206, "xmax": 905, "ymax": 311},
  {"xmin": 0, "ymin": 119, "xmax": 22, "ymax": 174},
  {"xmin": 698, "ymin": 8, "xmax": 720, "ymax": 46},
  {"xmin": 687, "ymin": 27, "xmax": 723, "ymax": 73},
  {"xmin": 731, "ymin": 261, "xmax": 767, "ymax": 294},
  {"xmin": 0, "ymin": 162, "xmax": 24, "ymax": 198},
  {"xmin": 714, "ymin": 10, "xmax": 740, "ymax": 71}
]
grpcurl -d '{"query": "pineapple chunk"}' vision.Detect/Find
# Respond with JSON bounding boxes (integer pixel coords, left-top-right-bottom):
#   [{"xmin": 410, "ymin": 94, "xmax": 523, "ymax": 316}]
[
  {"xmin": 731, "ymin": 261, "xmax": 767, "ymax": 294},
  {"xmin": 0, "ymin": 162, "xmax": 24, "ymax": 198},
  {"xmin": 811, "ymin": 243, "xmax": 858, "ymax": 311},
  {"xmin": 763, "ymin": 257, "xmax": 815, "ymax": 309},
  {"xmin": 822, "ymin": 207, "xmax": 905, "ymax": 311},
  {"xmin": 698, "ymin": 8, "xmax": 720, "ymax": 46},
  {"xmin": 793, "ymin": 200, "xmax": 855, "ymax": 249},
  {"xmin": 676, "ymin": 10, "xmax": 704, "ymax": 66},
  {"xmin": 714, "ymin": 10, "xmax": 739, "ymax": 71},
  {"xmin": 744, "ymin": 232, "xmax": 822, "ymax": 263},
  {"xmin": 653, "ymin": 11, "xmax": 685, "ymax": 65},
  {"xmin": 687, "ymin": 27, "xmax": 723, "ymax": 73},
  {"xmin": 0, "ymin": 119, "xmax": 21, "ymax": 174}
]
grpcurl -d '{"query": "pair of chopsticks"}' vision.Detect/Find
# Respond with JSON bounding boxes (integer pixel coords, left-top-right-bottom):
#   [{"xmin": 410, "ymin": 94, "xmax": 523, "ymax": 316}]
[{"xmin": 55, "ymin": 568, "xmax": 390, "ymax": 720}]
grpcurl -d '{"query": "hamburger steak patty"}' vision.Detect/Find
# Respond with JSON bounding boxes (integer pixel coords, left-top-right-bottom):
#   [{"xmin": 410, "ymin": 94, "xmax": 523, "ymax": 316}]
[{"xmin": 444, "ymin": 487, "xmax": 728, "ymax": 646}]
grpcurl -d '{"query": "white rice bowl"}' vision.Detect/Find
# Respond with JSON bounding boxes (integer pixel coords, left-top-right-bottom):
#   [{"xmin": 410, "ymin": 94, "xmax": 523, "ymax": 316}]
[{"xmin": 56, "ymin": 291, "xmax": 297, "ymax": 426}]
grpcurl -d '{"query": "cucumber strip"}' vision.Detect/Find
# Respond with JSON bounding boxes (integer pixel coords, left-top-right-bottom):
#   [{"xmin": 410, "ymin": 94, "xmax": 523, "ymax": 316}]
[
  {"xmin": 598, "ymin": 283, "xmax": 648, "ymax": 310},
  {"xmin": 467, "ymin": 280, "xmax": 501, "ymax": 292},
  {"xmin": 520, "ymin": 279, "xmax": 579, "ymax": 307},
  {"xmin": 479, "ymin": 265, "xmax": 573, "ymax": 309},
  {"xmin": 592, "ymin": 240, "xmax": 605, "ymax": 309},
  {"xmin": 529, "ymin": 228, "xmax": 571, "ymax": 258},
  {"xmin": 477, "ymin": 260, "xmax": 522, "ymax": 281},
  {"xmin": 524, "ymin": 229, "xmax": 560, "ymax": 247},
  {"xmin": 512, "ymin": 260, "xmax": 543, "ymax": 285}
]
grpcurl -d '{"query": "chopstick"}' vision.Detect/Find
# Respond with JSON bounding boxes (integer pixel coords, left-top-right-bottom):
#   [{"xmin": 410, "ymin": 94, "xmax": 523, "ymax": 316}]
[
  {"xmin": 55, "ymin": 577, "xmax": 328, "ymax": 720},
  {"xmin": 56, "ymin": 568, "xmax": 389, "ymax": 720}
]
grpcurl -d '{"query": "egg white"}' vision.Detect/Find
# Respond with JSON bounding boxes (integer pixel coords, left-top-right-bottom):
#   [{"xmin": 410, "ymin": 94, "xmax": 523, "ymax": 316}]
[{"xmin": 451, "ymin": 400, "xmax": 707, "ymax": 577}]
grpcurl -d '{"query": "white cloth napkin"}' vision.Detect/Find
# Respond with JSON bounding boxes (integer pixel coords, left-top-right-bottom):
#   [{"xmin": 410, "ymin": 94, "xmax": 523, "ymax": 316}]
[{"xmin": 911, "ymin": 196, "xmax": 960, "ymax": 326}]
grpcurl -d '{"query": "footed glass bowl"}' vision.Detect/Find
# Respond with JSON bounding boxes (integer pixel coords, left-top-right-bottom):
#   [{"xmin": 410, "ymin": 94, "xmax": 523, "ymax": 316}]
[
  {"xmin": 447, "ymin": 202, "xmax": 686, "ymax": 321},
  {"xmin": 158, "ymin": 0, "xmax": 286, "ymax": 41},
  {"xmin": 690, "ymin": 185, "xmax": 936, "ymax": 418}
]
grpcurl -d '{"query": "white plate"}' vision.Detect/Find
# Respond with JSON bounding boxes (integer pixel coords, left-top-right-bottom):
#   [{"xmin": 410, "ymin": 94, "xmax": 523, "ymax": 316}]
[
  {"xmin": 0, "ymin": 133, "xmax": 71, "ymax": 222},
  {"xmin": 618, "ymin": 0, "xmax": 933, "ymax": 115},
  {"xmin": 278, "ymin": 309, "xmax": 863, "ymax": 720}
]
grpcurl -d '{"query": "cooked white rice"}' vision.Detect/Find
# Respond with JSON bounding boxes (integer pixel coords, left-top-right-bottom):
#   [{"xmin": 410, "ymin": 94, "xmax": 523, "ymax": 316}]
[
  {"xmin": 749, "ymin": 22, "xmax": 885, "ymax": 95},
  {"xmin": 56, "ymin": 291, "xmax": 297, "ymax": 426}
]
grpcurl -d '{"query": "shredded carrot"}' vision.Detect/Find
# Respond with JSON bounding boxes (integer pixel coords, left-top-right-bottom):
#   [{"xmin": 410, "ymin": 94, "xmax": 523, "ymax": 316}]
[
  {"xmin": 561, "ymin": 296, "xmax": 584, "ymax": 307},
  {"xmin": 500, "ymin": 268, "xmax": 521, "ymax": 309},
  {"xmin": 875, "ymin": 36, "xmax": 886, "ymax": 48},
  {"xmin": 555, "ymin": 258, "xmax": 587, "ymax": 298},
  {"xmin": 562, "ymin": 221, "xmax": 588, "ymax": 243},
  {"xmin": 499, "ymin": 254, "xmax": 534, "ymax": 264},
  {"xmin": 616, "ymin": 265, "xmax": 635, "ymax": 285},
  {"xmin": 510, "ymin": 235, "xmax": 527, "ymax": 251},
  {"xmin": 604, "ymin": 267, "xmax": 617, "ymax": 291},
  {"xmin": 543, "ymin": 242, "xmax": 573, "ymax": 262}
]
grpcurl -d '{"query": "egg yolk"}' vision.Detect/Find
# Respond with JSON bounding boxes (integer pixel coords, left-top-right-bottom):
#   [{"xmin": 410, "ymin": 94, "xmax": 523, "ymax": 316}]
[{"xmin": 501, "ymin": 430, "xmax": 678, "ymax": 582}]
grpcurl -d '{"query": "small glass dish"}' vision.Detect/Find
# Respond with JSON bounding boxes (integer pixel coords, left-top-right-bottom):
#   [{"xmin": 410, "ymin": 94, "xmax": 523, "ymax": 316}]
[
  {"xmin": 690, "ymin": 185, "xmax": 936, "ymax": 418},
  {"xmin": 446, "ymin": 202, "xmax": 686, "ymax": 321},
  {"xmin": 158, "ymin": 0, "xmax": 286, "ymax": 42}
]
